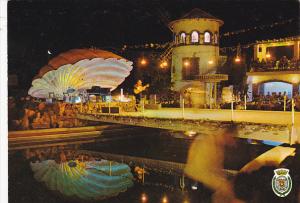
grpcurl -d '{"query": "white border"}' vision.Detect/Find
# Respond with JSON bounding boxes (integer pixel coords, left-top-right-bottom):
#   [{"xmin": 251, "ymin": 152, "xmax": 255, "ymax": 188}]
[{"xmin": 0, "ymin": 0, "xmax": 8, "ymax": 202}]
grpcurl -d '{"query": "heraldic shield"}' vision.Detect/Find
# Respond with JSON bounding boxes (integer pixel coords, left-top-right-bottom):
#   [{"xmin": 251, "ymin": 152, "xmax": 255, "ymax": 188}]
[{"xmin": 272, "ymin": 168, "xmax": 292, "ymax": 197}]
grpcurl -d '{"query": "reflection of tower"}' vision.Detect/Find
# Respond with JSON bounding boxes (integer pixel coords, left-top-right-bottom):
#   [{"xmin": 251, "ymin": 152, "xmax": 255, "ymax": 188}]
[{"xmin": 168, "ymin": 8, "xmax": 227, "ymax": 108}]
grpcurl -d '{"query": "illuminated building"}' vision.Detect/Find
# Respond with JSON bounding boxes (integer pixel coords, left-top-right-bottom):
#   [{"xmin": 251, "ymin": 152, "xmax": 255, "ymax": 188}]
[
  {"xmin": 168, "ymin": 8, "xmax": 227, "ymax": 107},
  {"xmin": 247, "ymin": 36, "xmax": 300, "ymax": 99}
]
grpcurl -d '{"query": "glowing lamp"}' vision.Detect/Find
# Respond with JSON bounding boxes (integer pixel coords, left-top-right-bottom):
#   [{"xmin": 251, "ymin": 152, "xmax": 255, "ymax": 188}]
[
  {"xmin": 140, "ymin": 58, "xmax": 147, "ymax": 65},
  {"xmin": 235, "ymin": 57, "xmax": 241, "ymax": 63},
  {"xmin": 162, "ymin": 196, "xmax": 168, "ymax": 203},
  {"xmin": 160, "ymin": 61, "xmax": 168, "ymax": 68},
  {"xmin": 266, "ymin": 53, "xmax": 271, "ymax": 58},
  {"xmin": 208, "ymin": 60, "xmax": 214, "ymax": 65},
  {"xmin": 184, "ymin": 60, "xmax": 190, "ymax": 67},
  {"xmin": 141, "ymin": 193, "xmax": 147, "ymax": 202}
]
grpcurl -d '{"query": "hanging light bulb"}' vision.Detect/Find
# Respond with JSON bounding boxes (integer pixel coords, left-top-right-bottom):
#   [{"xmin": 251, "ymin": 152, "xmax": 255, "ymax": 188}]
[{"xmin": 266, "ymin": 52, "xmax": 271, "ymax": 58}]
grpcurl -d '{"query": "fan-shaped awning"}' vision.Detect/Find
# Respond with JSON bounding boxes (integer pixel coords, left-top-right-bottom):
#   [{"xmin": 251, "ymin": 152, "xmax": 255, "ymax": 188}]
[
  {"xmin": 34, "ymin": 49, "xmax": 127, "ymax": 80},
  {"xmin": 28, "ymin": 49, "xmax": 133, "ymax": 98}
]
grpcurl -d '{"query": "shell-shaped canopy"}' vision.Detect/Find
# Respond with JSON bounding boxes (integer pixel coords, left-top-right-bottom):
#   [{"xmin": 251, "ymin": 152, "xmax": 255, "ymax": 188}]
[{"xmin": 28, "ymin": 49, "xmax": 133, "ymax": 98}]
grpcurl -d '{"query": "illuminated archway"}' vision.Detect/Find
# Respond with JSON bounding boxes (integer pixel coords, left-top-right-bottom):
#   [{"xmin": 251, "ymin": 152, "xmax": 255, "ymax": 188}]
[{"xmin": 259, "ymin": 81, "xmax": 293, "ymax": 98}]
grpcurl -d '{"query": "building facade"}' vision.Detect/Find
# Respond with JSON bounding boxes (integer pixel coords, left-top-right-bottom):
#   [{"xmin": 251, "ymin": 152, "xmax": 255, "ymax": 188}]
[
  {"xmin": 247, "ymin": 36, "xmax": 300, "ymax": 100},
  {"xmin": 168, "ymin": 8, "xmax": 227, "ymax": 107}
]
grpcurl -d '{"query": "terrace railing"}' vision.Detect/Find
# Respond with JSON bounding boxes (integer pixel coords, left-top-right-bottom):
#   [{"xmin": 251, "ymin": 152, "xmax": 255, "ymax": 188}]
[{"xmin": 250, "ymin": 60, "xmax": 300, "ymax": 72}]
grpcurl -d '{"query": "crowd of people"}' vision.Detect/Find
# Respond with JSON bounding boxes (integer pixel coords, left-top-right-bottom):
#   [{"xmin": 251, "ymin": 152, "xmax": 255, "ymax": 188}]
[
  {"xmin": 250, "ymin": 56, "xmax": 300, "ymax": 71},
  {"xmin": 221, "ymin": 92, "xmax": 300, "ymax": 111},
  {"xmin": 8, "ymin": 96, "xmax": 85, "ymax": 131},
  {"xmin": 8, "ymin": 89, "xmax": 300, "ymax": 131},
  {"xmin": 247, "ymin": 92, "xmax": 300, "ymax": 111},
  {"xmin": 156, "ymin": 91, "xmax": 180, "ymax": 107},
  {"xmin": 8, "ymin": 94, "xmax": 145, "ymax": 131}
]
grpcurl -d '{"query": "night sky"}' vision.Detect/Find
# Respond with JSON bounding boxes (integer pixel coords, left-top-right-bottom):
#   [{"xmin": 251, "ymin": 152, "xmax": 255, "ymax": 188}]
[{"xmin": 8, "ymin": 0, "xmax": 299, "ymax": 89}]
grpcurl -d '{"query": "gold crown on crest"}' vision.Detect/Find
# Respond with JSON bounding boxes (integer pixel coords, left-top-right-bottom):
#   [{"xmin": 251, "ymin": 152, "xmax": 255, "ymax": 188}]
[{"xmin": 274, "ymin": 168, "xmax": 289, "ymax": 176}]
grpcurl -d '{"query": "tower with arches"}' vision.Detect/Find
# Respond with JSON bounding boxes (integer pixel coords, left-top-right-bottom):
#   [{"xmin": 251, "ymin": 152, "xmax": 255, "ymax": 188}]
[{"xmin": 168, "ymin": 8, "xmax": 227, "ymax": 107}]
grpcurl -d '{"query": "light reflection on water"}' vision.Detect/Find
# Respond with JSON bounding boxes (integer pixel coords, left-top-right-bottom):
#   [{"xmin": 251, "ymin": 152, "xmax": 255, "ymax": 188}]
[
  {"xmin": 9, "ymin": 128, "xmax": 281, "ymax": 203},
  {"xmin": 247, "ymin": 139, "xmax": 283, "ymax": 146},
  {"xmin": 261, "ymin": 140, "xmax": 283, "ymax": 146}
]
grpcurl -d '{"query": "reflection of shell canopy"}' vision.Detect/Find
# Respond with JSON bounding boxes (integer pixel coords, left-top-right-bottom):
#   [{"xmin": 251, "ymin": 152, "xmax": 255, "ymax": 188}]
[
  {"xmin": 28, "ymin": 49, "xmax": 133, "ymax": 98},
  {"xmin": 30, "ymin": 160, "xmax": 134, "ymax": 200}
]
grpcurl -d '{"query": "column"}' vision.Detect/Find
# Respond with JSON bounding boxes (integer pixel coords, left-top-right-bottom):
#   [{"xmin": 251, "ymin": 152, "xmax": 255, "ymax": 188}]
[
  {"xmin": 209, "ymin": 83, "xmax": 213, "ymax": 108},
  {"xmin": 214, "ymin": 82, "xmax": 217, "ymax": 106},
  {"xmin": 204, "ymin": 83, "xmax": 208, "ymax": 106}
]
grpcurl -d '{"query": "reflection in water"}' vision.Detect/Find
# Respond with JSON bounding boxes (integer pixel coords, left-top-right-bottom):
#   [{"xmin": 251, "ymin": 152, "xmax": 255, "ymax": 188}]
[
  {"xmin": 30, "ymin": 159, "xmax": 133, "ymax": 200},
  {"xmin": 247, "ymin": 139, "xmax": 283, "ymax": 146},
  {"xmin": 9, "ymin": 127, "xmax": 300, "ymax": 203},
  {"xmin": 162, "ymin": 195, "xmax": 168, "ymax": 203},
  {"xmin": 141, "ymin": 193, "xmax": 147, "ymax": 202},
  {"xmin": 261, "ymin": 140, "xmax": 283, "ymax": 146}
]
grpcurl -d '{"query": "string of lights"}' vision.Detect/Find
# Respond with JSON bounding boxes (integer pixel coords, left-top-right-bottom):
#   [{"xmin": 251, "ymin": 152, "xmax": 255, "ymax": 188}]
[
  {"xmin": 121, "ymin": 18, "xmax": 296, "ymax": 51},
  {"xmin": 220, "ymin": 18, "xmax": 295, "ymax": 37}
]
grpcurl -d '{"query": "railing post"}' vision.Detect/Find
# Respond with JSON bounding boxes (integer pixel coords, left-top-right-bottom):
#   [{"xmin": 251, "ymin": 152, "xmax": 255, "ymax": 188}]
[
  {"xmin": 289, "ymin": 98, "xmax": 295, "ymax": 145},
  {"xmin": 284, "ymin": 95, "xmax": 287, "ymax": 112},
  {"xmin": 179, "ymin": 174, "xmax": 185, "ymax": 191},
  {"xmin": 292, "ymin": 98, "xmax": 295, "ymax": 126},
  {"xmin": 142, "ymin": 99, "xmax": 145, "ymax": 116},
  {"xmin": 182, "ymin": 98, "xmax": 185, "ymax": 119},
  {"xmin": 209, "ymin": 83, "xmax": 213, "ymax": 109},
  {"xmin": 214, "ymin": 82, "xmax": 217, "ymax": 108},
  {"xmin": 231, "ymin": 98, "xmax": 234, "ymax": 121},
  {"xmin": 244, "ymin": 94, "xmax": 247, "ymax": 110},
  {"xmin": 154, "ymin": 94, "xmax": 157, "ymax": 104}
]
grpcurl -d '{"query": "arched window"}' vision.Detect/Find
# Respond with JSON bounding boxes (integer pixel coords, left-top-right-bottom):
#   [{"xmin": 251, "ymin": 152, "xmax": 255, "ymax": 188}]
[
  {"xmin": 180, "ymin": 32, "xmax": 186, "ymax": 44},
  {"xmin": 191, "ymin": 31, "xmax": 199, "ymax": 43},
  {"xmin": 204, "ymin": 32, "xmax": 211, "ymax": 43},
  {"xmin": 214, "ymin": 33, "xmax": 218, "ymax": 44}
]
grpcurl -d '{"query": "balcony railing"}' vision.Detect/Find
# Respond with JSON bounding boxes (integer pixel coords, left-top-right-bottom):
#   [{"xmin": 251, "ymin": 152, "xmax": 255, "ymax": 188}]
[{"xmin": 250, "ymin": 59, "xmax": 300, "ymax": 72}]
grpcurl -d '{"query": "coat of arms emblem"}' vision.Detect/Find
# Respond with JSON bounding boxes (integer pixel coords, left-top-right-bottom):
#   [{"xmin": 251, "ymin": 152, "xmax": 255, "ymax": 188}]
[{"xmin": 272, "ymin": 168, "xmax": 292, "ymax": 197}]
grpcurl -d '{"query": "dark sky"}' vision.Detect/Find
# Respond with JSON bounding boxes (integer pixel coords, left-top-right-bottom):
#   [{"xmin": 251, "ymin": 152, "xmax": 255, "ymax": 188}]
[{"xmin": 8, "ymin": 0, "xmax": 300, "ymax": 89}]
